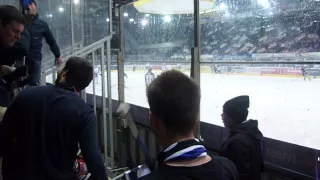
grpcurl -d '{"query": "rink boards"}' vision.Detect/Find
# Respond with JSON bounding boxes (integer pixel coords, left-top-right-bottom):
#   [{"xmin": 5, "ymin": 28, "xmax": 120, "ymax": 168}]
[
  {"xmin": 45, "ymin": 72, "xmax": 320, "ymax": 179},
  {"xmin": 84, "ymin": 93, "xmax": 320, "ymax": 179}
]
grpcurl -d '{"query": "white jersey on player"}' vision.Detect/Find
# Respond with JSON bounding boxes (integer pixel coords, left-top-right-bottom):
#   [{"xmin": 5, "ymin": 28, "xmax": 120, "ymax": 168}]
[
  {"xmin": 94, "ymin": 66, "xmax": 99, "ymax": 74},
  {"xmin": 161, "ymin": 65, "xmax": 167, "ymax": 72},
  {"xmin": 145, "ymin": 72, "xmax": 155, "ymax": 86}
]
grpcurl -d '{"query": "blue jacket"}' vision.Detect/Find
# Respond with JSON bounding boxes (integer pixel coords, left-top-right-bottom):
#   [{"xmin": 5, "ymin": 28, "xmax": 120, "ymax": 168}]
[{"xmin": 25, "ymin": 14, "xmax": 60, "ymax": 62}]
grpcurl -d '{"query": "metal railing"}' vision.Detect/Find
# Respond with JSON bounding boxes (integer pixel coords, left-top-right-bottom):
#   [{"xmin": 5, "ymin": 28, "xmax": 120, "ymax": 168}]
[{"xmin": 40, "ymin": 37, "xmax": 115, "ymax": 168}]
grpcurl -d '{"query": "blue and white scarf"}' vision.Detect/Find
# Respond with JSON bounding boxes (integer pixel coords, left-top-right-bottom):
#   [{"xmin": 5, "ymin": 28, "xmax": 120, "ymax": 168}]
[{"xmin": 158, "ymin": 139, "xmax": 207, "ymax": 163}]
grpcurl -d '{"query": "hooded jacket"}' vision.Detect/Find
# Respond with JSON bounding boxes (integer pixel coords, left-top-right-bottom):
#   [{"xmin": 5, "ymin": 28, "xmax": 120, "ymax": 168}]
[
  {"xmin": 25, "ymin": 14, "xmax": 60, "ymax": 62},
  {"xmin": 220, "ymin": 120, "xmax": 264, "ymax": 180}
]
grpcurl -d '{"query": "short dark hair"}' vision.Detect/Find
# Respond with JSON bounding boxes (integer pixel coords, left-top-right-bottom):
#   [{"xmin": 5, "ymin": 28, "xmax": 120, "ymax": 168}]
[
  {"xmin": 0, "ymin": 5, "xmax": 26, "ymax": 26},
  {"xmin": 63, "ymin": 57, "xmax": 93, "ymax": 91},
  {"xmin": 147, "ymin": 70, "xmax": 200, "ymax": 136}
]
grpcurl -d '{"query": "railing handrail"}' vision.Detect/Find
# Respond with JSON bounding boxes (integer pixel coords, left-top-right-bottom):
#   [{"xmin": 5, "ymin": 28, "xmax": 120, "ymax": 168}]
[
  {"xmin": 41, "ymin": 36, "xmax": 111, "ymax": 76},
  {"xmin": 42, "ymin": 42, "xmax": 83, "ymax": 71}
]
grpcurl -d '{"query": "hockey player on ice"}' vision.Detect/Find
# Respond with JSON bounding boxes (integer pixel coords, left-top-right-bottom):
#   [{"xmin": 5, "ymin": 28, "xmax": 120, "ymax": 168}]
[
  {"xmin": 145, "ymin": 67, "xmax": 155, "ymax": 87},
  {"xmin": 94, "ymin": 65, "xmax": 101, "ymax": 84},
  {"xmin": 161, "ymin": 63, "xmax": 168, "ymax": 73},
  {"xmin": 210, "ymin": 65, "xmax": 216, "ymax": 74},
  {"xmin": 211, "ymin": 65, "xmax": 221, "ymax": 75},
  {"xmin": 123, "ymin": 70, "xmax": 128, "ymax": 88},
  {"xmin": 301, "ymin": 65, "xmax": 311, "ymax": 81},
  {"xmin": 177, "ymin": 63, "xmax": 182, "ymax": 70},
  {"xmin": 146, "ymin": 63, "xmax": 151, "ymax": 70},
  {"xmin": 227, "ymin": 66, "xmax": 232, "ymax": 75},
  {"xmin": 133, "ymin": 65, "xmax": 137, "ymax": 72}
]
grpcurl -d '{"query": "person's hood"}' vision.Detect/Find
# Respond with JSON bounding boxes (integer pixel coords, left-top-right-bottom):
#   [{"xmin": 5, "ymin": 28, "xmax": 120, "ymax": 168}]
[{"xmin": 230, "ymin": 119, "xmax": 263, "ymax": 140}]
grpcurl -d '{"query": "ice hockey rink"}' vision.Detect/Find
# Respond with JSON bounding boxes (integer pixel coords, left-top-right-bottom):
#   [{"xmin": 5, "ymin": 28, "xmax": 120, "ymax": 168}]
[{"xmin": 47, "ymin": 71, "xmax": 320, "ymax": 150}]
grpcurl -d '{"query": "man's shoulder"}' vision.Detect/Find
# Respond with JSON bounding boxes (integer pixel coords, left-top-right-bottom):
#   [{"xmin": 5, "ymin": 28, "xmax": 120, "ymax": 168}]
[
  {"xmin": 36, "ymin": 17, "xmax": 47, "ymax": 24},
  {"xmin": 19, "ymin": 86, "xmax": 48, "ymax": 97},
  {"xmin": 32, "ymin": 17, "xmax": 48, "ymax": 28}
]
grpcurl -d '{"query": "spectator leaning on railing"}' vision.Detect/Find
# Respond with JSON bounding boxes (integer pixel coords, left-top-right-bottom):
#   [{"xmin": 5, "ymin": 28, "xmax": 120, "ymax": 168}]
[
  {"xmin": 0, "ymin": 57, "xmax": 108, "ymax": 179},
  {"xmin": 220, "ymin": 95, "xmax": 264, "ymax": 180}
]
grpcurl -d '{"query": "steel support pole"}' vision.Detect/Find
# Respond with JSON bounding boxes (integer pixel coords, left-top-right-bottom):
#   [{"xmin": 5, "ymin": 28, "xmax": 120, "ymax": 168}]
[
  {"xmin": 108, "ymin": 0, "xmax": 113, "ymax": 35},
  {"xmin": 70, "ymin": 0, "xmax": 75, "ymax": 53},
  {"xmin": 191, "ymin": 0, "xmax": 201, "ymax": 139},
  {"xmin": 52, "ymin": 67, "xmax": 57, "ymax": 85},
  {"xmin": 118, "ymin": 6, "xmax": 125, "ymax": 103},
  {"xmin": 100, "ymin": 45, "xmax": 108, "ymax": 165},
  {"xmin": 92, "ymin": 52, "xmax": 97, "ymax": 115},
  {"xmin": 106, "ymin": 40, "xmax": 114, "ymax": 168}
]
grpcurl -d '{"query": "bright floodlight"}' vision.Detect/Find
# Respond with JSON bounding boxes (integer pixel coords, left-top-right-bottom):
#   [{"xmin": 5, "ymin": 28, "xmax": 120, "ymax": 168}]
[
  {"xmin": 124, "ymin": 12, "xmax": 128, "ymax": 17},
  {"xmin": 74, "ymin": 0, "xmax": 79, "ymax": 4},
  {"xmin": 49, "ymin": 13, "xmax": 53, "ymax": 18},
  {"xmin": 141, "ymin": 19, "xmax": 148, "ymax": 26},
  {"xmin": 164, "ymin": 15, "xmax": 171, "ymax": 23},
  {"xmin": 58, "ymin": 7, "xmax": 64, "ymax": 12},
  {"xmin": 219, "ymin": 3, "xmax": 227, "ymax": 10},
  {"xmin": 129, "ymin": 18, "xmax": 134, "ymax": 22},
  {"xmin": 258, "ymin": 0, "xmax": 270, "ymax": 8},
  {"xmin": 145, "ymin": 14, "xmax": 150, "ymax": 17},
  {"xmin": 106, "ymin": 18, "xmax": 110, "ymax": 22}
]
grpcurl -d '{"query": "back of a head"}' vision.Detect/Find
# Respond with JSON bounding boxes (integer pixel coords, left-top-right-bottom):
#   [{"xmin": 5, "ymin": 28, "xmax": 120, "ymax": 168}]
[
  {"xmin": 147, "ymin": 70, "xmax": 200, "ymax": 136},
  {"xmin": 0, "ymin": 5, "xmax": 25, "ymax": 26},
  {"xmin": 61, "ymin": 57, "xmax": 93, "ymax": 91}
]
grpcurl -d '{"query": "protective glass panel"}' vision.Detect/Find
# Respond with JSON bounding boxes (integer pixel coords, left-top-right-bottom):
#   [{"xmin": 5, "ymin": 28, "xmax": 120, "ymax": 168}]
[
  {"xmin": 38, "ymin": 0, "xmax": 72, "ymax": 70},
  {"xmin": 122, "ymin": 1, "xmax": 195, "ymax": 108},
  {"xmin": 200, "ymin": 0, "xmax": 320, "ymax": 149}
]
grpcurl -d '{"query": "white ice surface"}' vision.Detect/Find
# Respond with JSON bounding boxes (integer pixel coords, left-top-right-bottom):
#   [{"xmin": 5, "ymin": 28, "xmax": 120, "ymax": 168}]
[{"xmin": 46, "ymin": 71, "xmax": 320, "ymax": 150}]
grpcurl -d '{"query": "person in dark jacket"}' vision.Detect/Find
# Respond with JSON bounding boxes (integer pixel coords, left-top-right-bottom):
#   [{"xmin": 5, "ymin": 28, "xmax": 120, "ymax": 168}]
[
  {"xmin": 0, "ymin": 5, "xmax": 25, "ymax": 49},
  {"xmin": 220, "ymin": 95, "xmax": 264, "ymax": 180},
  {"xmin": 141, "ymin": 70, "xmax": 239, "ymax": 180},
  {"xmin": 0, "ymin": 5, "xmax": 27, "ymax": 106},
  {"xmin": 0, "ymin": 28, "xmax": 30, "ymax": 66},
  {"xmin": 24, "ymin": 0, "xmax": 62, "ymax": 86},
  {"xmin": 0, "ymin": 57, "xmax": 108, "ymax": 180}
]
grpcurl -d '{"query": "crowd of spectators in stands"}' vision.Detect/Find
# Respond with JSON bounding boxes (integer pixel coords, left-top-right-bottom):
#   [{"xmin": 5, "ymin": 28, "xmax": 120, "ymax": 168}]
[{"xmin": 124, "ymin": 2, "xmax": 320, "ymax": 59}]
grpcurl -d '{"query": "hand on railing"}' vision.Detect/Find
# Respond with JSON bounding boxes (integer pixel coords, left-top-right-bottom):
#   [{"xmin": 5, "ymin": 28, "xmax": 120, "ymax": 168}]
[{"xmin": 55, "ymin": 57, "xmax": 62, "ymax": 67}]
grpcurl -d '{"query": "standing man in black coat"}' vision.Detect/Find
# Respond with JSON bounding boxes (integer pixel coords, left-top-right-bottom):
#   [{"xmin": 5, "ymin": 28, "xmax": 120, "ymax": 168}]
[
  {"xmin": 220, "ymin": 95, "xmax": 264, "ymax": 180},
  {"xmin": 0, "ymin": 5, "xmax": 27, "ymax": 106},
  {"xmin": 24, "ymin": 0, "xmax": 62, "ymax": 86}
]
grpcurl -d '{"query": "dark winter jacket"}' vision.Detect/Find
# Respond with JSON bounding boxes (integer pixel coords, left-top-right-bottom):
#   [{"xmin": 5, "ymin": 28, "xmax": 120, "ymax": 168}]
[
  {"xmin": 25, "ymin": 14, "xmax": 60, "ymax": 62},
  {"xmin": 0, "ymin": 85, "xmax": 108, "ymax": 179},
  {"xmin": 140, "ymin": 156, "xmax": 239, "ymax": 180},
  {"xmin": 220, "ymin": 120, "xmax": 264, "ymax": 180}
]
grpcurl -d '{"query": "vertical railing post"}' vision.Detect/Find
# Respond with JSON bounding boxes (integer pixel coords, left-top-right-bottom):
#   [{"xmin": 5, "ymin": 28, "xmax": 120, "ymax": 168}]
[
  {"xmin": 100, "ymin": 45, "xmax": 108, "ymax": 165},
  {"xmin": 70, "ymin": 0, "xmax": 75, "ymax": 53},
  {"xmin": 191, "ymin": 0, "xmax": 201, "ymax": 138},
  {"xmin": 106, "ymin": 40, "xmax": 114, "ymax": 168},
  {"xmin": 92, "ymin": 52, "xmax": 97, "ymax": 115},
  {"xmin": 52, "ymin": 67, "xmax": 57, "ymax": 85},
  {"xmin": 118, "ymin": 6, "xmax": 125, "ymax": 103}
]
